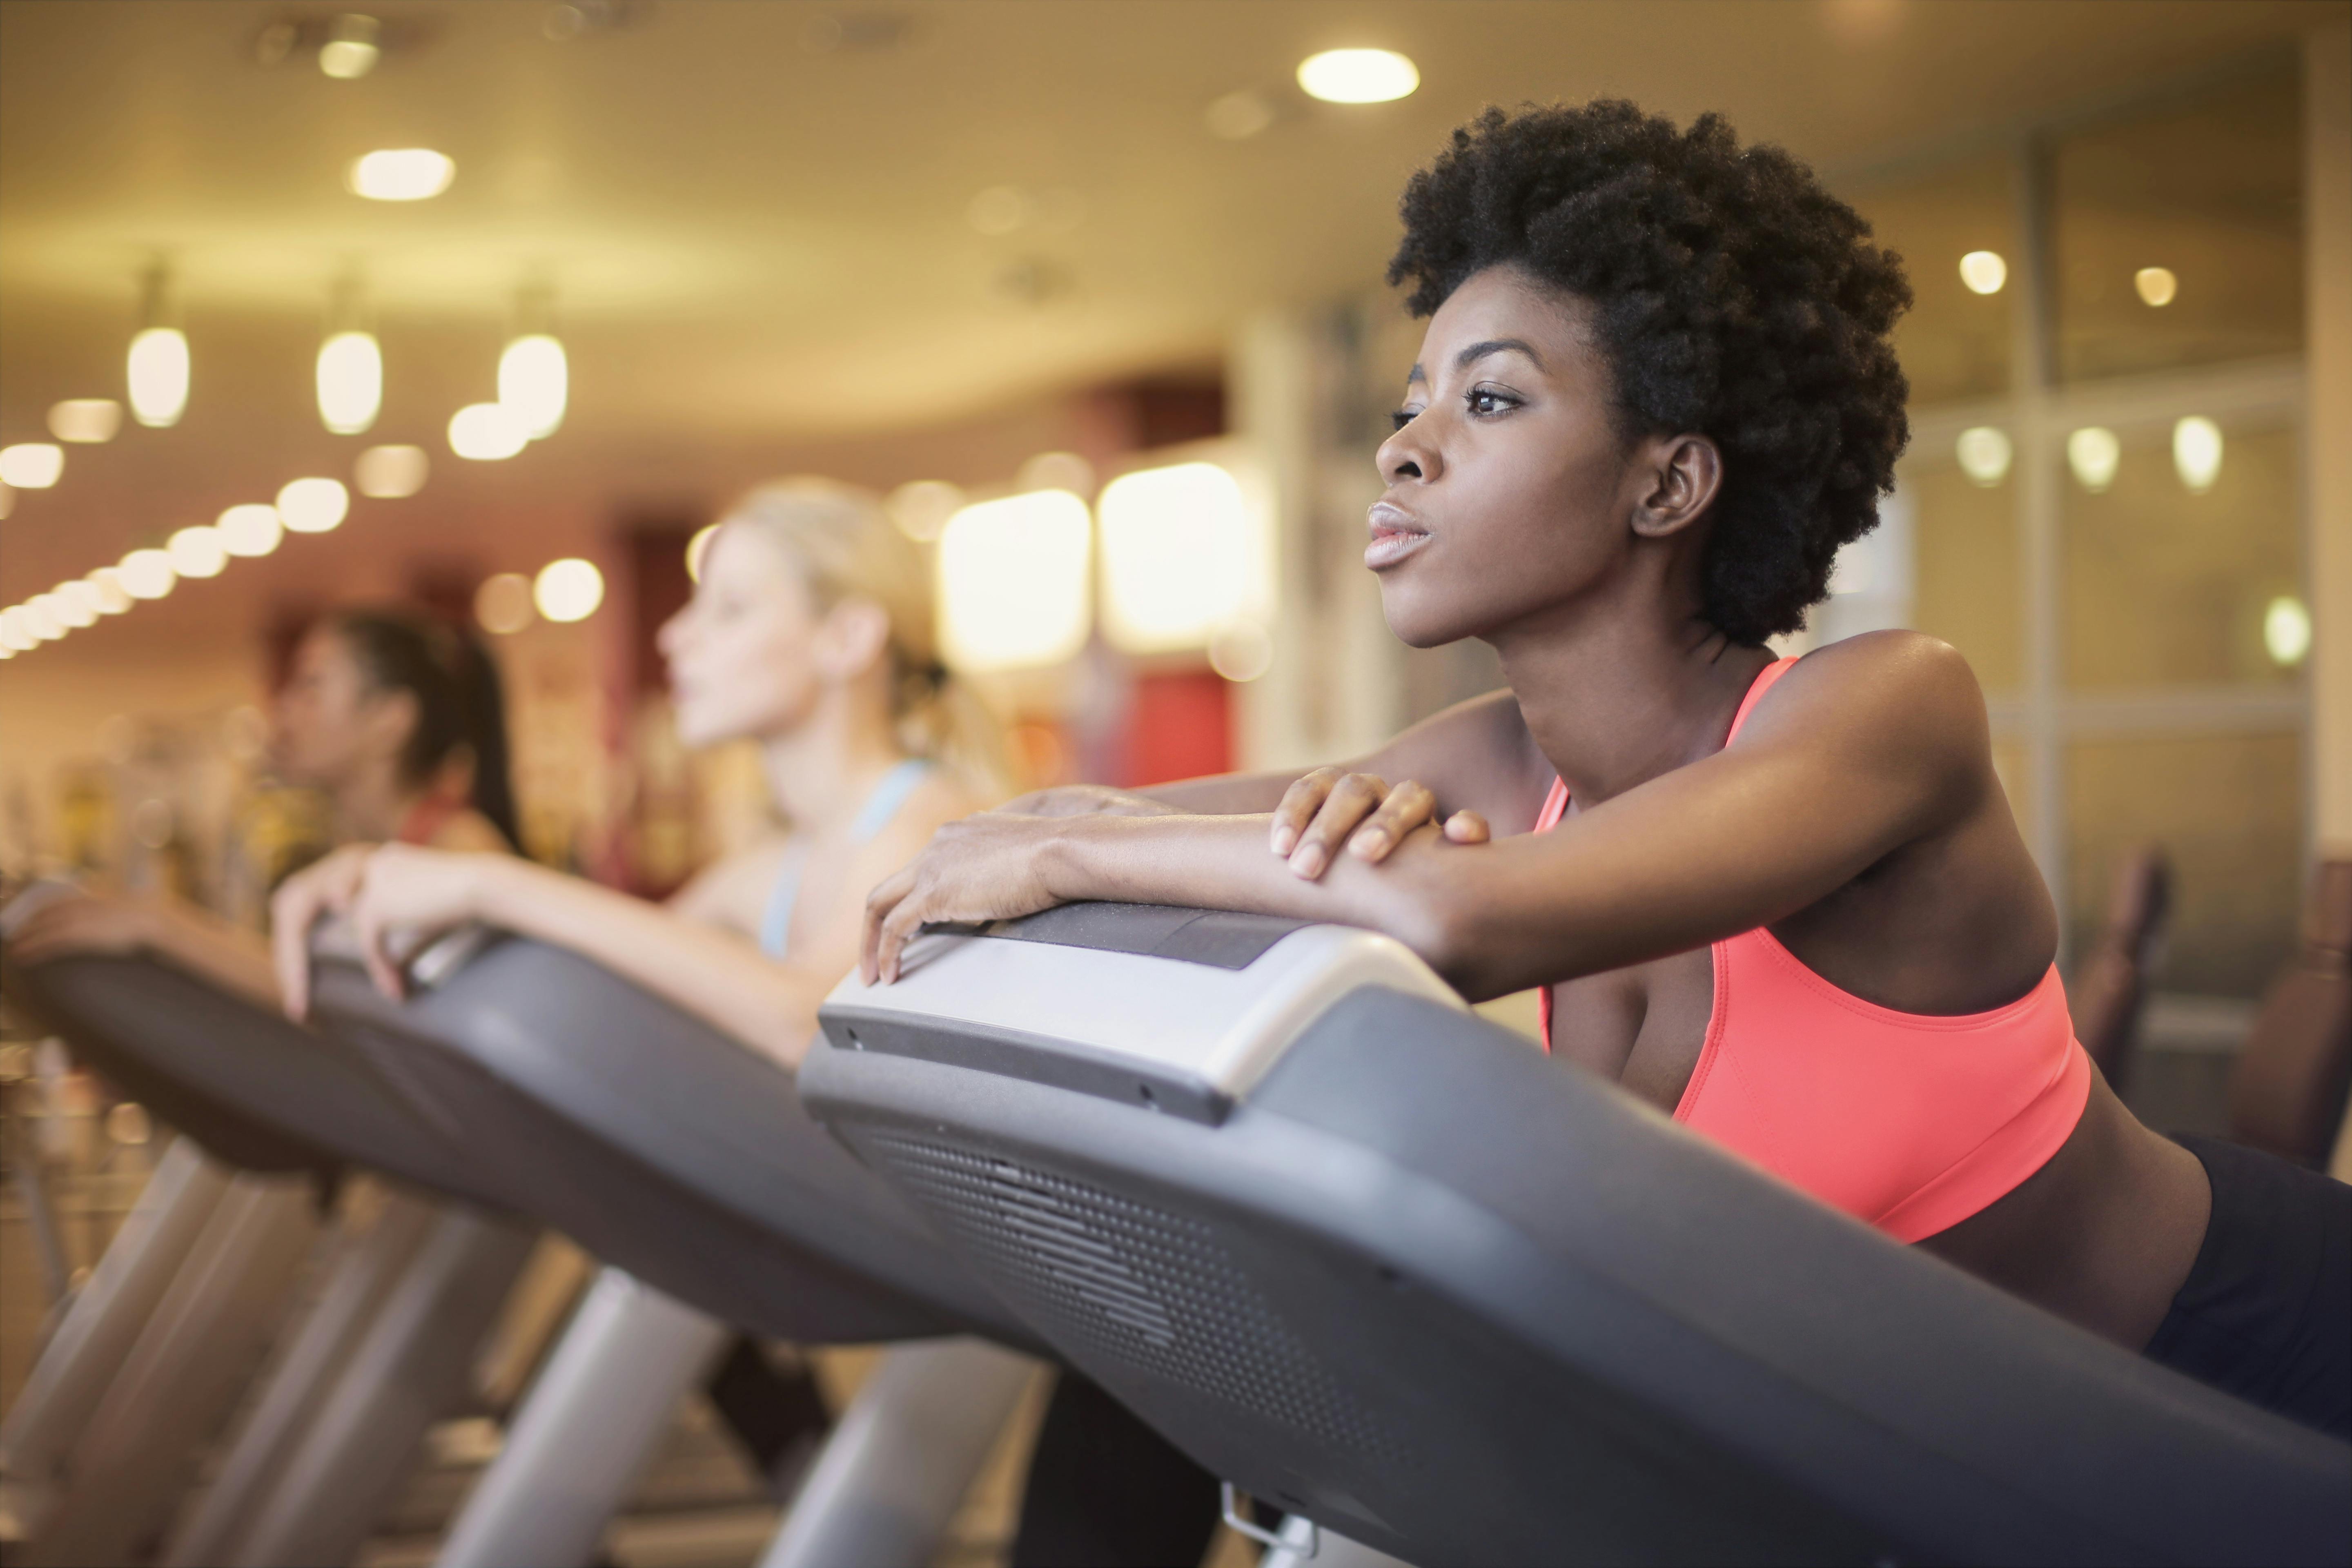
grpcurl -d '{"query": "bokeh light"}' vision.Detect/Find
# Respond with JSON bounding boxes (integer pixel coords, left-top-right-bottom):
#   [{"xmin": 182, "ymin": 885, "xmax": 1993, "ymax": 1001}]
[{"xmin": 533, "ymin": 557, "xmax": 605, "ymax": 622}]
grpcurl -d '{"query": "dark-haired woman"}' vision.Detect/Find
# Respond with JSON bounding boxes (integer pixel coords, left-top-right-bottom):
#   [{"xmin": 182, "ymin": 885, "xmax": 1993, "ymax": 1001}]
[
  {"xmin": 864, "ymin": 101, "xmax": 2349, "ymax": 1439},
  {"xmin": 11, "ymin": 608, "xmax": 517, "ymax": 1002}
]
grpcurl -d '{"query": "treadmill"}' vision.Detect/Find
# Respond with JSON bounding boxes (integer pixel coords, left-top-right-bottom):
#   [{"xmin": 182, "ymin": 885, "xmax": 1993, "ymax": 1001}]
[
  {"xmin": 301, "ymin": 927, "xmax": 1048, "ymax": 1568},
  {"xmin": 0, "ymin": 886, "xmax": 533, "ymax": 1568},
  {"xmin": 802, "ymin": 902, "xmax": 2352, "ymax": 1568}
]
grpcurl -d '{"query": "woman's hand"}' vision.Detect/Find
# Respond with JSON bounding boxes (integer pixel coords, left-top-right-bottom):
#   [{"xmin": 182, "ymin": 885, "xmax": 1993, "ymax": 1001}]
[
  {"xmin": 8, "ymin": 892, "xmax": 161, "ymax": 963},
  {"xmin": 861, "ymin": 813, "xmax": 1069, "ymax": 984},
  {"xmin": 272, "ymin": 843, "xmax": 499, "ymax": 1016},
  {"xmin": 1270, "ymin": 768, "xmax": 1490, "ymax": 879}
]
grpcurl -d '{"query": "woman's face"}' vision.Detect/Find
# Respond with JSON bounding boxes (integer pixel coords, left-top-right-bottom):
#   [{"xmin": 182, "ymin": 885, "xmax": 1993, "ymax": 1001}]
[
  {"xmin": 272, "ymin": 627, "xmax": 401, "ymax": 786},
  {"xmin": 659, "ymin": 523, "xmax": 827, "ymax": 748},
  {"xmin": 1368, "ymin": 265, "xmax": 1652, "ymax": 649}
]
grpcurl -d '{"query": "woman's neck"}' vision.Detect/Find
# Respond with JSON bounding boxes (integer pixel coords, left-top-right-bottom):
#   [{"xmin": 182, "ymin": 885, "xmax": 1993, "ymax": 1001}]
[
  {"xmin": 1490, "ymin": 591, "xmax": 1775, "ymax": 810},
  {"xmin": 332, "ymin": 767, "xmax": 426, "ymax": 844},
  {"xmin": 760, "ymin": 686, "xmax": 909, "ymax": 835}
]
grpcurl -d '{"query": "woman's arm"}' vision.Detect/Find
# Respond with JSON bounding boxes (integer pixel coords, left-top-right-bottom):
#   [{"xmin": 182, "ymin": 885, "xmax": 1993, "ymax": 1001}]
[
  {"xmin": 10, "ymin": 893, "xmax": 282, "ymax": 1008},
  {"xmin": 865, "ymin": 639, "xmax": 1991, "ymax": 996},
  {"xmin": 276, "ymin": 792, "xmax": 966, "ymax": 1071}
]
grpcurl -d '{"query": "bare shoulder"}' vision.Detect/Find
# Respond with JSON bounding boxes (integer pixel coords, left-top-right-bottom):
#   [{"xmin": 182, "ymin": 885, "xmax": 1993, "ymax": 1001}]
[
  {"xmin": 1746, "ymin": 632, "xmax": 1989, "ymax": 759},
  {"xmin": 667, "ymin": 833, "xmax": 797, "ymax": 930}
]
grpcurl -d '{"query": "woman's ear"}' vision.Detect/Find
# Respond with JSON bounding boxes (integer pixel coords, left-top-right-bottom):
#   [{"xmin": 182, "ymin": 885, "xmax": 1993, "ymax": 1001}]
[
  {"xmin": 1628, "ymin": 434, "xmax": 1723, "ymax": 540},
  {"xmin": 813, "ymin": 597, "xmax": 893, "ymax": 683}
]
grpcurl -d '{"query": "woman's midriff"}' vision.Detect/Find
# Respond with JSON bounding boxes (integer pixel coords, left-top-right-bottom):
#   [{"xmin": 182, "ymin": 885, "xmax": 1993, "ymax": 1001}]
[{"xmin": 1913, "ymin": 1069, "xmax": 2211, "ymax": 1350}]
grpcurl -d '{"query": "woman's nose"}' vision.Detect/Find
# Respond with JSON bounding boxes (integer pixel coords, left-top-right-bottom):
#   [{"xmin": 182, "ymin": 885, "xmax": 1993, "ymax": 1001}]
[{"xmin": 1376, "ymin": 420, "xmax": 1435, "ymax": 485}]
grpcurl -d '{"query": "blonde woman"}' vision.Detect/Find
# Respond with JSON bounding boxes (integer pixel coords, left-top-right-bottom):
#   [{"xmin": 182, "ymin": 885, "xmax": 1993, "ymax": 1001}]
[
  {"xmin": 271, "ymin": 479, "xmax": 1223, "ymax": 1567},
  {"xmin": 271, "ymin": 480, "xmax": 994, "ymax": 1069}
]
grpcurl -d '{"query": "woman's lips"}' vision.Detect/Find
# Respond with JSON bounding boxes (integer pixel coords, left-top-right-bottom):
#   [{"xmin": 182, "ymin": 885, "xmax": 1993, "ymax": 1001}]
[{"xmin": 1365, "ymin": 503, "xmax": 1431, "ymax": 570}]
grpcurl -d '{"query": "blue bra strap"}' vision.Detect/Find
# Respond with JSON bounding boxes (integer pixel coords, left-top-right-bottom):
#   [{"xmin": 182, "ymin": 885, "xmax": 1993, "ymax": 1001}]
[{"xmin": 758, "ymin": 759, "xmax": 933, "ymax": 960}]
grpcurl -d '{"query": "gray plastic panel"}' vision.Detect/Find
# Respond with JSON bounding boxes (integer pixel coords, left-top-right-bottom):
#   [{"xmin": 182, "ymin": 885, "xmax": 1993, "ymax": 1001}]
[
  {"xmin": 803, "ymin": 971, "xmax": 2352, "ymax": 1568},
  {"xmin": 2, "ymin": 951, "xmax": 506, "ymax": 1210},
  {"xmin": 307, "ymin": 935, "xmax": 1038, "ymax": 1348},
  {"xmin": 970, "ymin": 903, "xmax": 1312, "ymax": 969}
]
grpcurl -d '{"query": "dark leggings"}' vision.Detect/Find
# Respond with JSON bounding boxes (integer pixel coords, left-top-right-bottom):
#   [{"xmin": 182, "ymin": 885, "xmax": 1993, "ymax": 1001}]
[
  {"xmin": 2144, "ymin": 1134, "xmax": 2351, "ymax": 1439},
  {"xmin": 1011, "ymin": 1372, "xmax": 1224, "ymax": 1568}
]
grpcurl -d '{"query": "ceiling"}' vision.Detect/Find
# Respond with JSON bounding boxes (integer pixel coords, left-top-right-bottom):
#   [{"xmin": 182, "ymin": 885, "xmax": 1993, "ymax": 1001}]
[{"xmin": 0, "ymin": 0, "xmax": 2343, "ymax": 630}]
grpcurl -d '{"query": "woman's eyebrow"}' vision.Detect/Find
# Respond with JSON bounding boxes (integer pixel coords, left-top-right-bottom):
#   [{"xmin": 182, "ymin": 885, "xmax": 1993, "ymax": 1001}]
[
  {"xmin": 1405, "ymin": 337, "xmax": 1546, "ymax": 388},
  {"xmin": 1453, "ymin": 337, "xmax": 1543, "ymax": 372}
]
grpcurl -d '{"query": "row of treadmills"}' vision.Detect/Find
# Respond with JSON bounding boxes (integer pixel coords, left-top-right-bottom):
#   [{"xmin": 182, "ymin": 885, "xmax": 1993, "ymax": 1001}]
[{"xmin": 0, "ymin": 882, "xmax": 2346, "ymax": 1568}]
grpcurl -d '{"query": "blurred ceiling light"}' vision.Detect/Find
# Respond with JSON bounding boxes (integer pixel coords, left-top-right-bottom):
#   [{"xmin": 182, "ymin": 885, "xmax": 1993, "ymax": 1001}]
[
  {"xmin": 59, "ymin": 580, "xmax": 107, "ymax": 619},
  {"xmin": 1958, "ymin": 250, "xmax": 2007, "ymax": 295},
  {"xmin": 1296, "ymin": 48, "xmax": 1419, "ymax": 104},
  {"xmin": 218, "ymin": 503, "xmax": 285, "ymax": 557},
  {"xmin": 86, "ymin": 569, "xmax": 134, "ymax": 615},
  {"xmin": 884, "ymin": 479, "xmax": 963, "ymax": 542},
  {"xmin": 1205, "ymin": 90, "xmax": 1276, "ymax": 140},
  {"xmin": 2172, "ymin": 416, "xmax": 2223, "ymax": 493},
  {"xmin": 0, "ymin": 608, "xmax": 35, "ymax": 653},
  {"xmin": 0, "ymin": 444, "xmax": 64, "ymax": 488},
  {"xmin": 167, "ymin": 525, "xmax": 229, "ymax": 579},
  {"xmin": 278, "ymin": 476, "xmax": 351, "ymax": 532},
  {"xmin": 347, "ymin": 148, "xmax": 455, "ymax": 201},
  {"xmin": 2264, "ymin": 595, "xmax": 2312, "ymax": 667},
  {"xmin": 355, "ymin": 443, "xmax": 428, "ymax": 498},
  {"xmin": 2066, "ymin": 426, "xmax": 2120, "ymax": 494},
  {"xmin": 475, "ymin": 572, "xmax": 537, "ymax": 635},
  {"xmin": 49, "ymin": 399, "xmax": 122, "ymax": 443},
  {"xmin": 1208, "ymin": 621, "xmax": 1274, "ymax": 683},
  {"xmin": 1018, "ymin": 450, "xmax": 1096, "ymax": 498},
  {"xmin": 937, "ymin": 490, "xmax": 1092, "ymax": 670},
  {"xmin": 498, "ymin": 334, "xmax": 568, "ymax": 438},
  {"xmin": 318, "ymin": 13, "xmax": 381, "ymax": 78},
  {"xmin": 1098, "ymin": 462, "xmax": 1262, "ymax": 653},
  {"xmin": 317, "ymin": 330, "xmax": 383, "ymax": 434},
  {"xmin": 117, "ymin": 548, "xmax": 177, "ymax": 599},
  {"xmin": 127, "ymin": 327, "xmax": 191, "ymax": 427},
  {"xmin": 449, "ymin": 402, "xmax": 528, "ymax": 460},
  {"xmin": 533, "ymin": 558, "xmax": 604, "ymax": 623},
  {"xmin": 47, "ymin": 586, "xmax": 98, "ymax": 629},
  {"xmin": 968, "ymin": 186, "xmax": 1030, "ymax": 236},
  {"xmin": 24, "ymin": 599, "xmax": 65, "ymax": 641},
  {"xmin": 2134, "ymin": 266, "xmax": 2178, "ymax": 307},
  {"xmin": 1955, "ymin": 426, "xmax": 2013, "ymax": 487},
  {"xmin": 684, "ymin": 523, "xmax": 720, "ymax": 583}
]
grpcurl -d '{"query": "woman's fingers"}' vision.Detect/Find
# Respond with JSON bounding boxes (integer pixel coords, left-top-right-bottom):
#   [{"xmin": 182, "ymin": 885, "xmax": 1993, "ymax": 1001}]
[
  {"xmin": 1286, "ymin": 773, "xmax": 1388, "ymax": 879},
  {"xmin": 871, "ymin": 881, "xmax": 934, "ymax": 986},
  {"xmin": 271, "ymin": 847, "xmax": 370, "ymax": 1019},
  {"xmin": 1443, "ymin": 809, "xmax": 1492, "ymax": 844},
  {"xmin": 861, "ymin": 868, "xmax": 918, "ymax": 985},
  {"xmin": 1269, "ymin": 768, "xmax": 1343, "ymax": 857},
  {"xmin": 1347, "ymin": 780, "xmax": 1440, "ymax": 864}
]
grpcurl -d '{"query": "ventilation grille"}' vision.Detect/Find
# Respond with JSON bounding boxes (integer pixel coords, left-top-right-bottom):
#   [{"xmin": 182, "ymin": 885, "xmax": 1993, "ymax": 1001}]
[{"xmin": 866, "ymin": 1133, "xmax": 1395, "ymax": 1458}]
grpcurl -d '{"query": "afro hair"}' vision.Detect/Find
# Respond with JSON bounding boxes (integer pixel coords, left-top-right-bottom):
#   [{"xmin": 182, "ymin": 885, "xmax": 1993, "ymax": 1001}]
[{"xmin": 1388, "ymin": 100, "xmax": 1913, "ymax": 644}]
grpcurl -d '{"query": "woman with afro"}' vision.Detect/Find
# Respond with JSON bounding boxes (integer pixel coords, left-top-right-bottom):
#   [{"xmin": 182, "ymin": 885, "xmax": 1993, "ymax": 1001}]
[{"xmin": 866, "ymin": 100, "xmax": 2348, "ymax": 1441}]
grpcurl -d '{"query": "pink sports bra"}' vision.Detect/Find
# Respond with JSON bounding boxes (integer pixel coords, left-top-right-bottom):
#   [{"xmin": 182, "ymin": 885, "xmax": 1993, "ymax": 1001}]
[{"xmin": 1534, "ymin": 657, "xmax": 2091, "ymax": 1243}]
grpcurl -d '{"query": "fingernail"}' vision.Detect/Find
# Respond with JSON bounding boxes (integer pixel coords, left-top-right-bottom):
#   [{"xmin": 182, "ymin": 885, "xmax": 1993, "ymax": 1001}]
[
  {"xmin": 1290, "ymin": 845, "xmax": 1325, "ymax": 878},
  {"xmin": 1270, "ymin": 827, "xmax": 1296, "ymax": 855},
  {"xmin": 1351, "ymin": 831, "xmax": 1388, "ymax": 858}
]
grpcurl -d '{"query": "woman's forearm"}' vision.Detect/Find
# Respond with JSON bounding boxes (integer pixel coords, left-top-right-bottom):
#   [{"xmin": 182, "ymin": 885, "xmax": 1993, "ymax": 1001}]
[
  {"xmin": 149, "ymin": 906, "xmax": 282, "ymax": 1009},
  {"xmin": 469, "ymin": 860, "xmax": 836, "ymax": 1070},
  {"xmin": 1042, "ymin": 813, "xmax": 1461, "ymax": 966}
]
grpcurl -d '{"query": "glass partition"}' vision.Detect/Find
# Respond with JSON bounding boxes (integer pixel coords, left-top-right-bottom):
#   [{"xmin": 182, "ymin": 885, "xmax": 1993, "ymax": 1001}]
[{"xmin": 2053, "ymin": 63, "xmax": 2303, "ymax": 383}]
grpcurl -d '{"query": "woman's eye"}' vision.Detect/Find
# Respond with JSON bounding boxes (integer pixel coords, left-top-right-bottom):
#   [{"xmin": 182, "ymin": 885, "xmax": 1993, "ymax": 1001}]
[
  {"xmin": 1466, "ymin": 389, "xmax": 1517, "ymax": 417},
  {"xmin": 1390, "ymin": 407, "xmax": 1419, "ymax": 432}
]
